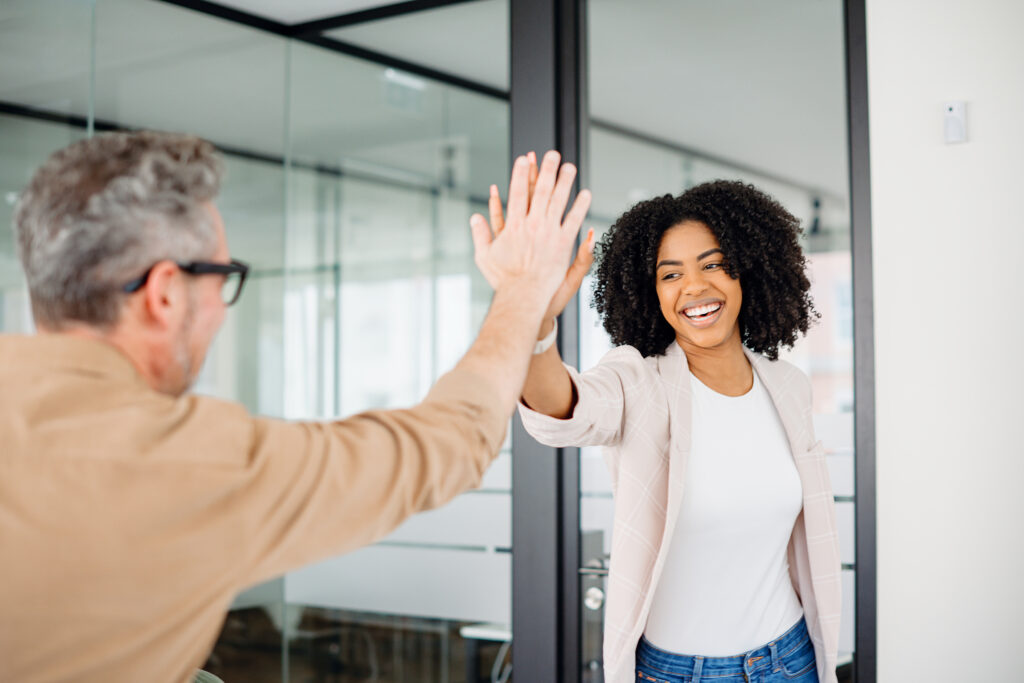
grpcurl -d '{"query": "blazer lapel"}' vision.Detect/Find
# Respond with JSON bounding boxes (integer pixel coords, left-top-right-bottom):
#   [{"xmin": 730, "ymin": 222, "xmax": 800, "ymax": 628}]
[
  {"xmin": 660, "ymin": 343, "xmax": 692, "ymax": 527},
  {"xmin": 745, "ymin": 349, "xmax": 812, "ymax": 455},
  {"xmin": 747, "ymin": 350, "xmax": 841, "ymax": 638},
  {"xmin": 635, "ymin": 343, "xmax": 692, "ymax": 623}
]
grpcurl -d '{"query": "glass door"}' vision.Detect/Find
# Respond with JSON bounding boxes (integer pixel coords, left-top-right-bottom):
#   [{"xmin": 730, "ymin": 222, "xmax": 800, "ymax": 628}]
[{"xmin": 579, "ymin": 0, "xmax": 856, "ymax": 678}]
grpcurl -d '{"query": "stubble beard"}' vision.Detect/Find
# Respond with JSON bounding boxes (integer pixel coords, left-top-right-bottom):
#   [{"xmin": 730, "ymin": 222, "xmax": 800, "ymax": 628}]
[{"xmin": 169, "ymin": 295, "xmax": 199, "ymax": 397}]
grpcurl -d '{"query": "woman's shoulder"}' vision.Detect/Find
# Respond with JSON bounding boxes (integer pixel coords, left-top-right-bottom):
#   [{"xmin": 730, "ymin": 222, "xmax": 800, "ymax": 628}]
[
  {"xmin": 593, "ymin": 344, "xmax": 663, "ymax": 374},
  {"xmin": 578, "ymin": 344, "xmax": 664, "ymax": 394},
  {"xmin": 598, "ymin": 344, "xmax": 646, "ymax": 363}
]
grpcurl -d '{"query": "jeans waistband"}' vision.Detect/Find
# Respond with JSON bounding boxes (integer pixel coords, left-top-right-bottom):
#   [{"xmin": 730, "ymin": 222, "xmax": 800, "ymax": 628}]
[{"xmin": 636, "ymin": 617, "xmax": 810, "ymax": 678}]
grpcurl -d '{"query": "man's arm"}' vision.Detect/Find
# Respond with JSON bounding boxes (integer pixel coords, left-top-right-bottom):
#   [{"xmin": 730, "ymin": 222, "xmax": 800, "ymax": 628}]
[{"xmin": 226, "ymin": 151, "xmax": 591, "ymax": 585}]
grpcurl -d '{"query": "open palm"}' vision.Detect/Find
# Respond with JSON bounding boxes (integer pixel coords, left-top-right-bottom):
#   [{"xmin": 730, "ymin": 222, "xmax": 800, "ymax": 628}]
[{"xmin": 470, "ymin": 151, "xmax": 595, "ymax": 323}]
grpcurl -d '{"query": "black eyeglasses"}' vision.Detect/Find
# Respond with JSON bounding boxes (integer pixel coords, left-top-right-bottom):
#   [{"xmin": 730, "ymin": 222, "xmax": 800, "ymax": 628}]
[{"xmin": 122, "ymin": 259, "xmax": 251, "ymax": 306}]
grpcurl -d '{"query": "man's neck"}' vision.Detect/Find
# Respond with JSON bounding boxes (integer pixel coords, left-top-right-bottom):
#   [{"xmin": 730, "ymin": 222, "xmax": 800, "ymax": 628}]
[{"xmin": 39, "ymin": 325, "xmax": 163, "ymax": 393}]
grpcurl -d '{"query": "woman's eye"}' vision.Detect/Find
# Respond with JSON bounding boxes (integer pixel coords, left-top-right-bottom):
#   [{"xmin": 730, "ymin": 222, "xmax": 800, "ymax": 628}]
[
  {"xmin": 704, "ymin": 262, "xmax": 723, "ymax": 271},
  {"xmin": 661, "ymin": 273, "xmax": 680, "ymax": 281}
]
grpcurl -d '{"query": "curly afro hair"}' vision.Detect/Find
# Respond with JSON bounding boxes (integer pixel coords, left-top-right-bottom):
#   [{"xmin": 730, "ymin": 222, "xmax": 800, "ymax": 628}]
[{"xmin": 591, "ymin": 180, "xmax": 817, "ymax": 360}]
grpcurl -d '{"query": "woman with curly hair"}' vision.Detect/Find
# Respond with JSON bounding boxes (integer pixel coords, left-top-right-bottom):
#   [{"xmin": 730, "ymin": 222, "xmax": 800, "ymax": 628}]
[{"xmin": 474, "ymin": 160, "xmax": 841, "ymax": 683}]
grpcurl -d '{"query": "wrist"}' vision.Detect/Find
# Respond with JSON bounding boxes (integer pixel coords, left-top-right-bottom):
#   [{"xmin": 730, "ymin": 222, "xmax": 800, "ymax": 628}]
[
  {"xmin": 537, "ymin": 317, "xmax": 556, "ymax": 340},
  {"xmin": 533, "ymin": 317, "xmax": 558, "ymax": 355},
  {"xmin": 494, "ymin": 276, "xmax": 553, "ymax": 310}
]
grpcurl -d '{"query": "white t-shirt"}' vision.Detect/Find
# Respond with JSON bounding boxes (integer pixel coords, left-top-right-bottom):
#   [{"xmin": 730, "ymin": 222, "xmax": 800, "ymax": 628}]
[{"xmin": 643, "ymin": 370, "xmax": 805, "ymax": 656}]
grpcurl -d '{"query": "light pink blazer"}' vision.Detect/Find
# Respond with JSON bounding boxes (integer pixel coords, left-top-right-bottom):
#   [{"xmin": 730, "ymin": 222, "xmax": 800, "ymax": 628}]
[{"xmin": 519, "ymin": 342, "xmax": 842, "ymax": 683}]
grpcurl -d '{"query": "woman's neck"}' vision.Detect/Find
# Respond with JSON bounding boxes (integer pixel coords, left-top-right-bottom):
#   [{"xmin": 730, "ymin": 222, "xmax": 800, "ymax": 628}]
[{"xmin": 678, "ymin": 336, "xmax": 752, "ymax": 397}]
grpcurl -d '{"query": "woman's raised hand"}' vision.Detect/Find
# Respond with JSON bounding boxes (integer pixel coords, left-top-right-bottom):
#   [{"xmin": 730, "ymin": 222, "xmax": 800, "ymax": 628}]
[{"xmin": 470, "ymin": 150, "xmax": 594, "ymax": 321}]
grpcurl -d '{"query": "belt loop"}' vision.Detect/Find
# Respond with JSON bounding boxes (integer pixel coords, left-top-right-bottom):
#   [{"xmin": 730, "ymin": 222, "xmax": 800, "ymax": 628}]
[
  {"xmin": 769, "ymin": 641, "xmax": 781, "ymax": 672},
  {"xmin": 691, "ymin": 655, "xmax": 703, "ymax": 683}
]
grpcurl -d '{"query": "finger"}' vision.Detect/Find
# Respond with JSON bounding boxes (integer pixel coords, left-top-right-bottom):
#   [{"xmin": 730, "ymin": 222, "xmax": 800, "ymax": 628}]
[
  {"xmin": 569, "ymin": 228, "xmax": 596, "ymax": 278},
  {"xmin": 469, "ymin": 213, "xmax": 493, "ymax": 258},
  {"xmin": 528, "ymin": 151, "xmax": 538, "ymax": 203},
  {"xmin": 547, "ymin": 162, "xmax": 578, "ymax": 220},
  {"xmin": 530, "ymin": 150, "xmax": 561, "ymax": 216},
  {"xmin": 505, "ymin": 155, "xmax": 530, "ymax": 226},
  {"xmin": 549, "ymin": 232, "xmax": 596, "ymax": 315},
  {"xmin": 566, "ymin": 229, "xmax": 596, "ymax": 290},
  {"xmin": 561, "ymin": 188, "xmax": 592, "ymax": 242},
  {"xmin": 488, "ymin": 184, "xmax": 505, "ymax": 235}
]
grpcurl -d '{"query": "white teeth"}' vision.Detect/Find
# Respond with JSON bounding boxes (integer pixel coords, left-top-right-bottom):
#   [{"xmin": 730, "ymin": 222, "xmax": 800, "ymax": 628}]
[{"xmin": 684, "ymin": 303, "xmax": 721, "ymax": 318}]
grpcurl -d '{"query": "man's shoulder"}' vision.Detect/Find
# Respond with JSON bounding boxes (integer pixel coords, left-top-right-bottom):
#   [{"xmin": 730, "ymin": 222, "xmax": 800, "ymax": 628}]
[{"xmin": 1, "ymin": 344, "xmax": 259, "ymax": 468}]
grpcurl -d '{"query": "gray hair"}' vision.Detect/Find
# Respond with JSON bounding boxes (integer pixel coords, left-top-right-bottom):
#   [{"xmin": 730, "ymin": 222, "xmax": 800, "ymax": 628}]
[{"xmin": 13, "ymin": 130, "xmax": 224, "ymax": 329}]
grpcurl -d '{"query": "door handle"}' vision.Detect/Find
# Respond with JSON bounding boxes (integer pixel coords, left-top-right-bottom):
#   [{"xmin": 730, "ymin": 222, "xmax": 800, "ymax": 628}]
[{"xmin": 583, "ymin": 586, "xmax": 605, "ymax": 611}]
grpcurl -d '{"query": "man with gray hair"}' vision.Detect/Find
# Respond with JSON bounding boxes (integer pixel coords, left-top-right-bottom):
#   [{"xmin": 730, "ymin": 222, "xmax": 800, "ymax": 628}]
[{"xmin": 0, "ymin": 131, "xmax": 591, "ymax": 682}]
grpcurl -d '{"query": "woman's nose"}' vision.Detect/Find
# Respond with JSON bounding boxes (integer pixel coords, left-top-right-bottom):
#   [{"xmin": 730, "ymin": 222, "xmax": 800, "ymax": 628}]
[{"xmin": 683, "ymin": 271, "xmax": 709, "ymax": 296}]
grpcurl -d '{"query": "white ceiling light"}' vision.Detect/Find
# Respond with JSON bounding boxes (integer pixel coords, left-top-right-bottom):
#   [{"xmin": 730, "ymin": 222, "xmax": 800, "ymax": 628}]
[{"xmin": 384, "ymin": 68, "xmax": 426, "ymax": 91}]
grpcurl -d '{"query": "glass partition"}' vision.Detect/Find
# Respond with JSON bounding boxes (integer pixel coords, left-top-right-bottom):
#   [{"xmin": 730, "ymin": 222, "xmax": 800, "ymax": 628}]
[
  {"xmin": 282, "ymin": 38, "xmax": 510, "ymax": 682},
  {"xmin": 0, "ymin": 0, "xmax": 93, "ymax": 334},
  {"xmin": 0, "ymin": 1, "xmax": 510, "ymax": 680},
  {"xmin": 580, "ymin": 0, "xmax": 856, "ymax": 678}
]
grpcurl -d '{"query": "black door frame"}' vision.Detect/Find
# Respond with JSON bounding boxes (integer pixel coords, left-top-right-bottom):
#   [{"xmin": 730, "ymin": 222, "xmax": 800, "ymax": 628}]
[
  {"xmin": 509, "ymin": 3, "xmax": 586, "ymax": 681},
  {"xmin": 844, "ymin": 0, "xmax": 877, "ymax": 680}
]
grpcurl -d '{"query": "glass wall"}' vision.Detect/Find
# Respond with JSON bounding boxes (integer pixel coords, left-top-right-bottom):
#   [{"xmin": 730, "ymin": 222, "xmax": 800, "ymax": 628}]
[
  {"xmin": 0, "ymin": 1, "xmax": 510, "ymax": 681},
  {"xmin": 579, "ymin": 0, "xmax": 856, "ymax": 678},
  {"xmin": 280, "ymin": 34, "xmax": 511, "ymax": 683},
  {"xmin": 0, "ymin": 0, "xmax": 93, "ymax": 334}
]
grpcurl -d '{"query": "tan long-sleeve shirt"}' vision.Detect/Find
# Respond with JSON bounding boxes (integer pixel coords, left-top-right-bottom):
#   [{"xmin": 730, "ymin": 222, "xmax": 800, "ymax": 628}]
[{"xmin": 0, "ymin": 334, "xmax": 508, "ymax": 683}]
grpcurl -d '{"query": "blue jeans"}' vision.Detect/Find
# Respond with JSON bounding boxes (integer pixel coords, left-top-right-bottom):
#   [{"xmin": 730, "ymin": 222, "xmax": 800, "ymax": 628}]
[{"xmin": 635, "ymin": 618, "xmax": 819, "ymax": 683}]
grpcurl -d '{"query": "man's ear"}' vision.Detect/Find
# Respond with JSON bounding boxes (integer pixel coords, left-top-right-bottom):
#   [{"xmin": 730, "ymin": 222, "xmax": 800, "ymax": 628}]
[{"xmin": 141, "ymin": 261, "xmax": 186, "ymax": 329}]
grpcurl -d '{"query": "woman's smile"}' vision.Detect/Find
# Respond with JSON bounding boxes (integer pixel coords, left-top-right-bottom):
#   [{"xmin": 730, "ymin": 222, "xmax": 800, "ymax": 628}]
[{"xmin": 680, "ymin": 298, "xmax": 725, "ymax": 328}]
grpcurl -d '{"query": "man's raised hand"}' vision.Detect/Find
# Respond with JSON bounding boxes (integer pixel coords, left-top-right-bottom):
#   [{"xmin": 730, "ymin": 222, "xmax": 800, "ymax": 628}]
[{"xmin": 469, "ymin": 150, "xmax": 593, "ymax": 310}]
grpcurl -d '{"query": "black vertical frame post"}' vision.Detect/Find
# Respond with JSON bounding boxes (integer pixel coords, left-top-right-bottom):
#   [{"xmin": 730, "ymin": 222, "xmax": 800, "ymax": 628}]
[
  {"xmin": 844, "ymin": 0, "xmax": 876, "ymax": 681},
  {"xmin": 510, "ymin": 0, "xmax": 585, "ymax": 681}
]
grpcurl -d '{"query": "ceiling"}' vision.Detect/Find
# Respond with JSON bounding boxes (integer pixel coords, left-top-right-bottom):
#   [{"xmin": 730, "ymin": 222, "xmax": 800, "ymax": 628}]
[
  {"xmin": 211, "ymin": 0, "xmax": 405, "ymax": 25},
  {"xmin": 221, "ymin": 0, "xmax": 850, "ymax": 197},
  {"xmin": 0, "ymin": 0, "xmax": 849, "ymax": 217},
  {"xmin": 327, "ymin": 0, "xmax": 509, "ymax": 91}
]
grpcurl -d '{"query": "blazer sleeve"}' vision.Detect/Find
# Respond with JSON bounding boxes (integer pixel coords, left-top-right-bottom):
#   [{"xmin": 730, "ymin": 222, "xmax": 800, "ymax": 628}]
[
  {"xmin": 517, "ymin": 345, "xmax": 646, "ymax": 448},
  {"xmin": 232, "ymin": 366, "xmax": 509, "ymax": 587}
]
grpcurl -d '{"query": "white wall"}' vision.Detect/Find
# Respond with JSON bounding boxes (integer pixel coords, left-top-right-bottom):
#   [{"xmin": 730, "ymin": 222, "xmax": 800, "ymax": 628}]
[{"xmin": 867, "ymin": 1, "xmax": 1024, "ymax": 680}]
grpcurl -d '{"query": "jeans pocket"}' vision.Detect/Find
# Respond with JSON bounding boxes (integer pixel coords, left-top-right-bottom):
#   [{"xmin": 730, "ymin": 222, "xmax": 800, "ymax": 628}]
[
  {"xmin": 636, "ymin": 666, "xmax": 676, "ymax": 683},
  {"xmin": 779, "ymin": 639, "xmax": 818, "ymax": 680}
]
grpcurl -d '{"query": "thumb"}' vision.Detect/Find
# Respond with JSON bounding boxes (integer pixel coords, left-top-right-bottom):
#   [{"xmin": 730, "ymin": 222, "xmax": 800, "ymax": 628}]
[
  {"xmin": 470, "ymin": 213, "xmax": 493, "ymax": 259},
  {"xmin": 567, "ymin": 228, "xmax": 596, "ymax": 284},
  {"xmin": 551, "ymin": 229, "xmax": 596, "ymax": 315}
]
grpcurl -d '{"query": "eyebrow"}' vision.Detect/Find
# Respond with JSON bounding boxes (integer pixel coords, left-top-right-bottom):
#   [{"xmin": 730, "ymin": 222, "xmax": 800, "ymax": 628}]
[{"xmin": 655, "ymin": 248, "xmax": 724, "ymax": 270}]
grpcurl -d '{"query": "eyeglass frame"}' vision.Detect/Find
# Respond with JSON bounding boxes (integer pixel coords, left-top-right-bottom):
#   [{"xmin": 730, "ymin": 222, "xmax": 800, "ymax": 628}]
[{"xmin": 122, "ymin": 259, "xmax": 251, "ymax": 306}]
